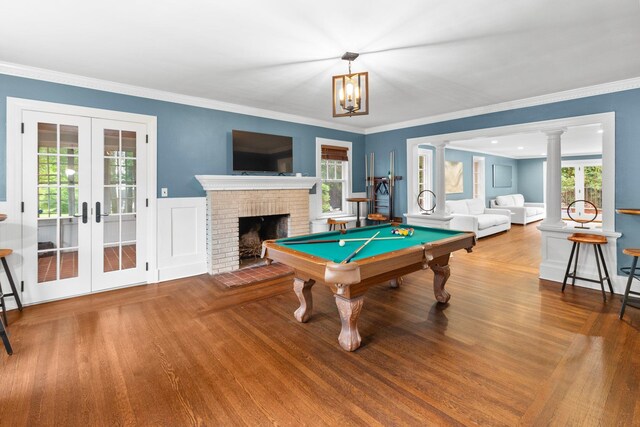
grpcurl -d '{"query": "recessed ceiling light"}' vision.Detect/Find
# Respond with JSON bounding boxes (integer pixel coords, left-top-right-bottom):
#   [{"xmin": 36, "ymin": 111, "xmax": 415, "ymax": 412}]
[
  {"xmin": 491, "ymin": 140, "xmax": 498, "ymax": 144},
  {"xmin": 597, "ymin": 129, "xmax": 604, "ymax": 134},
  {"xmin": 517, "ymin": 146, "xmax": 524, "ymax": 150}
]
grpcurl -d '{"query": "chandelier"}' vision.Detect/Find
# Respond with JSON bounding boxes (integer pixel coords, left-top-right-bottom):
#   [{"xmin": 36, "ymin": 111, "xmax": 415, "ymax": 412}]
[{"xmin": 332, "ymin": 52, "xmax": 369, "ymax": 117}]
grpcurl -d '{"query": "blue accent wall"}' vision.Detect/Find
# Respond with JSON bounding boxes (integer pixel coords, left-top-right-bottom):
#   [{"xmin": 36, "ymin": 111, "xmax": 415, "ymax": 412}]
[
  {"xmin": 517, "ymin": 155, "xmax": 603, "ymax": 203},
  {"xmin": 365, "ymin": 88, "xmax": 640, "ymax": 270},
  {"xmin": 0, "ymin": 74, "xmax": 365, "ymax": 199}
]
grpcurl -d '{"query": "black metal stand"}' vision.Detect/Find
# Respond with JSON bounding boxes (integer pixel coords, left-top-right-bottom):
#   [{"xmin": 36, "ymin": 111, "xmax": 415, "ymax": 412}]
[
  {"xmin": 562, "ymin": 241, "xmax": 614, "ymax": 301},
  {"xmin": 0, "ymin": 317, "xmax": 12, "ymax": 355},
  {"xmin": 620, "ymin": 257, "xmax": 640, "ymax": 318},
  {"xmin": 0, "ymin": 256, "xmax": 23, "ymax": 325}
]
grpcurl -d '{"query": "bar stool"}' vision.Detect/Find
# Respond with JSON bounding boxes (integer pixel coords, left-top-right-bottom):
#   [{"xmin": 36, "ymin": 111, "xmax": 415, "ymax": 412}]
[
  {"xmin": 367, "ymin": 213, "xmax": 388, "ymax": 225},
  {"xmin": 327, "ymin": 218, "xmax": 348, "ymax": 232},
  {"xmin": 562, "ymin": 233, "xmax": 614, "ymax": 301},
  {"xmin": 620, "ymin": 248, "xmax": 640, "ymax": 319},
  {"xmin": 0, "ymin": 249, "xmax": 23, "ymax": 325},
  {"xmin": 0, "ymin": 316, "xmax": 12, "ymax": 355}
]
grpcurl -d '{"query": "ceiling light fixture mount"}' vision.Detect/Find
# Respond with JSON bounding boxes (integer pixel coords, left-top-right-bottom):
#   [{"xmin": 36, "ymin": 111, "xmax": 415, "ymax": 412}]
[{"xmin": 332, "ymin": 52, "xmax": 369, "ymax": 117}]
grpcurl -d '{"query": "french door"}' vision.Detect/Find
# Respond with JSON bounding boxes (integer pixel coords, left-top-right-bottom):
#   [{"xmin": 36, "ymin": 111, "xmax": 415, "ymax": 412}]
[
  {"xmin": 561, "ymin": 160, "xmax": 603, "ymax": 222},
  {"xmin": 22, "ymin": 112, "xmax": 148, "ymax": 303}
]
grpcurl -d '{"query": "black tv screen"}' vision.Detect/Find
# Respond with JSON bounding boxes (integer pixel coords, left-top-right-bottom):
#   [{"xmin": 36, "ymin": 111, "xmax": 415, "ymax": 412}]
[{"xmin": 232, "ymin": 130, "xmax": 293, "ymax": 173}]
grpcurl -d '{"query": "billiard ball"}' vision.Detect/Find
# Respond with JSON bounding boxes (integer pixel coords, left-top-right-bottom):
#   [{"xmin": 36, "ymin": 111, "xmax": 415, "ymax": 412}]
[{"xmin": 339, "ymin": 240, "xmax": 346, "ymax": 247}]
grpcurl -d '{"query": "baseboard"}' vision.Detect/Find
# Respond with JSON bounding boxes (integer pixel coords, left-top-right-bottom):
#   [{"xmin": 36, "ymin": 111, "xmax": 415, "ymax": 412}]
[
  {"xmin": 539, "ymin": 261, "xmax": 628, "ymax": 294},
  {"xmin": 158, "ymin": 262, "xmax": 207, "ymax": 282}
]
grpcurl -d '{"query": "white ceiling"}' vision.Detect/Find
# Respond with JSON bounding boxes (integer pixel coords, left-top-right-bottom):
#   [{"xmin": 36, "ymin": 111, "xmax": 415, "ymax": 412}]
[
  {"xmin": 2, "ymin": 0, "xmax": 640, "ymax": 131},
  {"xmin": 448, "ymin": 124, "xmax": 603, "ymax": 158}
]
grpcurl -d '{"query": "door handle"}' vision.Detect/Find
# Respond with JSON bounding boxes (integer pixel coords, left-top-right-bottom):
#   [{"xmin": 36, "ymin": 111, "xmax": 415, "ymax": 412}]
[
  {"xmin": 96, "ymin": 202, "xmax": 110, "ymax": 223},
  {"xmin": 72, "ymin": 202, "xmax": 89, "ymax": 224}
]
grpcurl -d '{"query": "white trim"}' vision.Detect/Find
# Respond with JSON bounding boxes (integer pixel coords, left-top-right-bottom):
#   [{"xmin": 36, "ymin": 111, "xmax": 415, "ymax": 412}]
[
  {"xmin": 157, "ymin": 197, "xmax": 207, "ymax": 282},
  {"xmin": 366, "ymin": 76, "xmax": 640, "ymax": 134},
  {"xmin": 3, "ymin": 61, "xmax": 639, "ymax": 136},
  {"xmin": 406, "ymin": 112, "xmax": 615, "ymax": 233},
  {"xmin": 6, "ymin": 97, "xmax": 158, "ymax": 292},
  {"xmin": 195, "ymin": 175, "xmax": 319, "ymax": 191},
  {"xmin": 315, "ymin": 137, "xmax": 353, "ymax": 218},
  {"xmin": 472, "ymin": 156, "xmax": 486, "ymax": 201},
  {"xmin": 0, "ymin": 61, "xmax": 363, "ymax": 134}
]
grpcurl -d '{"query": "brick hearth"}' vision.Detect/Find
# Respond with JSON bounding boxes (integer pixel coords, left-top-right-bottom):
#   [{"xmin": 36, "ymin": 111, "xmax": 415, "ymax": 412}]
[{"xmin": 206, "ymin": 189, "xmax": 310, "ymax": 274}]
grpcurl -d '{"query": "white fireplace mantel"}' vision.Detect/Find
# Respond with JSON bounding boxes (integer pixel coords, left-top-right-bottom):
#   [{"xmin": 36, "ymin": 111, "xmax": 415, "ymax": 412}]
[{"xmin": 196, "ymin": 175, "xmax": 319, "ymax": 191}]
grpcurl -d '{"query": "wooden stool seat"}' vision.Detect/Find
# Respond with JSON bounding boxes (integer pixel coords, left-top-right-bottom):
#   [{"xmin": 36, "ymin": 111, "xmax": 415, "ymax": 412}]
[
  {"xmin": 367, "ymin": 213, "xmax": 388, "ymax": 225},
  {"xmin": 623, "ymin": 248, "xmax": 640, "ymax": 257},
  {"xmin": 0, "ymin": 249, "xmax": 13, "ymax": 258},
  {"xmin": 568, "ymin": 233, "xmax": 608, "ymax": 245},
  {"xmin": 327, "ymin": 218, "xmax": 348, "ymax": 232},
  {"xmin": 620, "ymin": 248, "xmax": 640, "ymax": 319},
  {"xmin": 562, "ymin": 233, "xmax": 613, "ymax": 301}
]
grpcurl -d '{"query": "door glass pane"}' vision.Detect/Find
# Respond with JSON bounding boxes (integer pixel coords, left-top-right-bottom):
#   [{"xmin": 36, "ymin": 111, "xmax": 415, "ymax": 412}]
[
  {"xmin": 59, "ymin": 249, "xmax": 78, "ymax": 280},
  {"xmin": 561, "ymin": 167, "xmax": 575, "ymax": 211},
  {"xmin": 104, "ymin": 158, "xmax": 121, "ymax": 185},
  {"xmin": 104, "ymin": 129, "xmax": 120, "ymax": 156},
  {"xmin": 122, "ymin": 131, "xmax": 136, "ymax": 157},
  {"xmin": 122, "ymin": 242, "xmax": 136, "ymax": 270},
  {"xmin": 38, "ymin": 155, "xmax": 58, "ymax": 184},
  {"xmin": 60, "ymin": 125, "xmax": 79, "ymax": 155},
  {"xmin": 60, "ymin": 156, "xmax": 79, "ymax": 185},
  {"xmin": 584, "ymin": 166, "xmax": 602, "ymax": 211},
  {"xmin": 38, "ymin": 123, "xmax": 57, "ymax": 153},
  {"xmin": 121, "ymin": 188, "xmax": 136, "ymax": 213},
  {"xmin": 103, "ymin": 187, "xmax": 120, "ymax": 215},
  {"xmin": 122, "ymin": 159, "xmax": 136, "ymax": 185},
  {"xmin": 38, "ymin": 251, "xmax": 58, "ymax": 283},
  {"xmin": 103, "ymin": 246, "xmax": 120, "ymax": 273},
  {"xmin": 60, "ymin": 218, "xmax": 79, "ymax": 248},
  {"xmin": 60, "ymin": 187, "xmax": 79, "ymax": 217},
  {"xmin": 38, "ymin": 187, "xmax": 58, "ymax": 218}
]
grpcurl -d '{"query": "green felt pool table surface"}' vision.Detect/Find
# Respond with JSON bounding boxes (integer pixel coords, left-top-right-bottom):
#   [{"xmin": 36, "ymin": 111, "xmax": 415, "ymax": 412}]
[{"xmin": 276, "ymin": 224, "xmax": 468, "ymax": 263}]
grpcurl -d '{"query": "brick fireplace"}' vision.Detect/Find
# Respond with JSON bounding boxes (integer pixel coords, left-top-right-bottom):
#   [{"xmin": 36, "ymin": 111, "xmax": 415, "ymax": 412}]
[{"xmin": 196, "ymin": 175, "xmax": 318, "ymax": 274}]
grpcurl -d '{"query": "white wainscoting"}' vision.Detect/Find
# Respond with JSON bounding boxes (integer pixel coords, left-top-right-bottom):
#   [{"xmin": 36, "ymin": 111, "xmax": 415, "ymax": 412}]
[
  {"xmin": 157, "ymin": 197, "xmax": 207, "ymax": 281},
  {"xmin": 538, "ymin": 225, "xmax": 627, "ymax": 294}
]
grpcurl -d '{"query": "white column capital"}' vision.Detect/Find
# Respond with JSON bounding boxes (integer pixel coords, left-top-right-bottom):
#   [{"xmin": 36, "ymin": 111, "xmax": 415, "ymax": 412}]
[
  {"xmin": 544, "ymin": 129, "xmax": 566, "ymax": 139},
  {"xmin": 432, "ymin": 140, "xmax": 449, "ymax": 148}
]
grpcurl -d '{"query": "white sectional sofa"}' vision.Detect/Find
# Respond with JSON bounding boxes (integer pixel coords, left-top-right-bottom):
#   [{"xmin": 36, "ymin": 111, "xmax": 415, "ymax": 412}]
[
  {"xmin": 445, "ymin": 198, "xmax": 511, "ymax": 238},
  {"xmin": 490, "ymin": 194, "xmax": 545, "ymax": 225}
]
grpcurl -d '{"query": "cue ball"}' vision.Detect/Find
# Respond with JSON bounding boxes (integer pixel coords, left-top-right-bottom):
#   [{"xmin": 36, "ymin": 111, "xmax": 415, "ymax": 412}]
[{"xmin": 339, "ymin": 240, "xmax": 346, "ymax": 246}]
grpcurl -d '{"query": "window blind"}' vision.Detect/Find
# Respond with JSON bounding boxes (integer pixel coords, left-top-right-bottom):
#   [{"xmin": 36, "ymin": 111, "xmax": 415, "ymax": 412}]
[{"xmin": 321, "ymin": 145, "xmax": 349, "ymax": 161}]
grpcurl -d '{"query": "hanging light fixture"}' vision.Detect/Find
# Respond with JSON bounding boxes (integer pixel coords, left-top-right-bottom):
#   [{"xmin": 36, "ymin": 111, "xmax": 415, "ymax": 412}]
[{"xmin": 332, "ymin": 52, "xmax": 369, "ymax": 117}]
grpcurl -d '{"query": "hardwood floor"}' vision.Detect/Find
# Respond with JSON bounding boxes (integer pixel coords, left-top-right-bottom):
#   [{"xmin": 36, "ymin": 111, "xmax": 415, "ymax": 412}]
[{"xmin": 1, "ymin": 224, "xmax": 639, "ymax": 425}]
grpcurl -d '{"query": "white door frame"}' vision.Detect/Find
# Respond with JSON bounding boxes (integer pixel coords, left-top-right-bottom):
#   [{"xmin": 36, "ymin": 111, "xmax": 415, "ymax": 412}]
[{"xmin": 6, "ymin": 97, "xmax": 158, "ymax": 305}]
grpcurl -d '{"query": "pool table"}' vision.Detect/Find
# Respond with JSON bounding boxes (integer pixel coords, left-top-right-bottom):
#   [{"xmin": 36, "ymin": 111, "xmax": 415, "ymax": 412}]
[{"xmin": 261, "ymin": 223, "xmax": 476, "ymax": 351}]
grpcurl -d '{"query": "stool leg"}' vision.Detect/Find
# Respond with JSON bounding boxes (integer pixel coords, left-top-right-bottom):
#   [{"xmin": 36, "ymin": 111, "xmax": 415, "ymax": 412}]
[
  {"xmin": 596, "ymin": 245, "xmax": 614, "ymax": 295},
  {"xmin": 1, "ymin": 257, "xmax": 22, "ymax": 311},
  {"xmin": 593, "ymin": 245, "xmax": 607, "ymax": 302},
  {"xmin": 571, "ymin": 243, "xmax": 581, "ymax": 286},
  {"xmin": 562, "ymin": 242, "xmax": 577, "ymax": 292},
  {"xmin": 0, "ymin": 318, "xmax": 12, "ymax": 355},
  {"xmin": 620, "ymin": 256, "xmax": 638, "ymax": 319},
  {"xmin": 0, "ymin": 293, "xmax": 6, "ymax": 325}
]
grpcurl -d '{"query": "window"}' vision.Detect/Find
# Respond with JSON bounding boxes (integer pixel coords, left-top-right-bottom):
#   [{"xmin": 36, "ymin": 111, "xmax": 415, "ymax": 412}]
[
  {"xmin": 417, "ymin": 150, "xmax": 431, "ymax": 210},
  {"xmin": 316, "ymin": 140, "xmax": 351, "ymax": 216},
  {"xmin": 472, "ymin": 156, "xmax": 485, "ymax": 200}
]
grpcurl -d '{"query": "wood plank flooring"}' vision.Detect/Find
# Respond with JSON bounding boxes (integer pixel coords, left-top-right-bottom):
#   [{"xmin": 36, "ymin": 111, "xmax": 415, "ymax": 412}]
[{"xmin": 1, "ymin": 224, "xmax": 639, "ymax": 426}]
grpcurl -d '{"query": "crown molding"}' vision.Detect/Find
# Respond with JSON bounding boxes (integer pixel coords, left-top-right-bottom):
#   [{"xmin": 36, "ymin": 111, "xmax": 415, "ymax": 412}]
[
  {"xmin": 3, "ymin": 60, "xmax": 639, "ymax": 138},
  {"xmin": 364, "ymin": 76, "xmax": 640, "ymax": 135},
  {"xmin": 0, "ymin": 61, "xmax": 365, "ymax": 135}
]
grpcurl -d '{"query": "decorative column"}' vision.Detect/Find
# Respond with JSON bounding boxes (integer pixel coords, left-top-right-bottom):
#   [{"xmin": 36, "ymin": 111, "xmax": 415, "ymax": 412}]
[
  {"xmin": 541, "ymin": 130, "xmax": 566, "ymax": 228},
  {"xmin": 433, "ymin": 140, "xmax": 449, "ymax": 217}
]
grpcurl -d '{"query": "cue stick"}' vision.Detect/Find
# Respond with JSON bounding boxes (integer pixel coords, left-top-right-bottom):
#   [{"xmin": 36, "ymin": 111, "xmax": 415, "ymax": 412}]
[
  {"xmin": 281, "ymin": 236, "xmax": 404, "ymax": 245},
  {"xmin": 341, "ymin": 231, "xmax": 380, "ymax": 264}
]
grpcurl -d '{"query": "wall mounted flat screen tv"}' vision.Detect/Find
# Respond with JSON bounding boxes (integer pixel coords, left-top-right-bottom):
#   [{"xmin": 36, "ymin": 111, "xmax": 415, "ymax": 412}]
[{"xmin": 232, "ymin": 130, "xmax": 293, "ymax": 173}]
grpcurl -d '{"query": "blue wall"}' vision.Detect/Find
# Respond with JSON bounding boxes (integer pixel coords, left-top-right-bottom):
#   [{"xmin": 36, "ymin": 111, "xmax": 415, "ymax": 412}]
[
  {"xmin": 365, "ymin": 88, "xmax": 640, "ymax": 269},
  {"xmin": 0, "ymin": 74, "xmax": 366, "ymax": 199},
  {"xmin": 517, "ymin": 155, "xmax": 603, "ymax": 203}
]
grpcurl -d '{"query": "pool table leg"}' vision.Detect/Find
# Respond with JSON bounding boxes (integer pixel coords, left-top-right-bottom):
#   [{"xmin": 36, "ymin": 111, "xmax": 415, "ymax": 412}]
[
  {"xmin": 335, "ymin": 295, "xmax": 364, "ymax": 351},
  {"xmin": 293, "ymin": 278, "xmax": 316, "ymax": 323},
  {"xmin": 430, "ymin": 254, "xmax": 451, "ymax": 303},
  {"xmin": 389, "ymin": 277, "xmax": 403, "ymax": 288}
]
